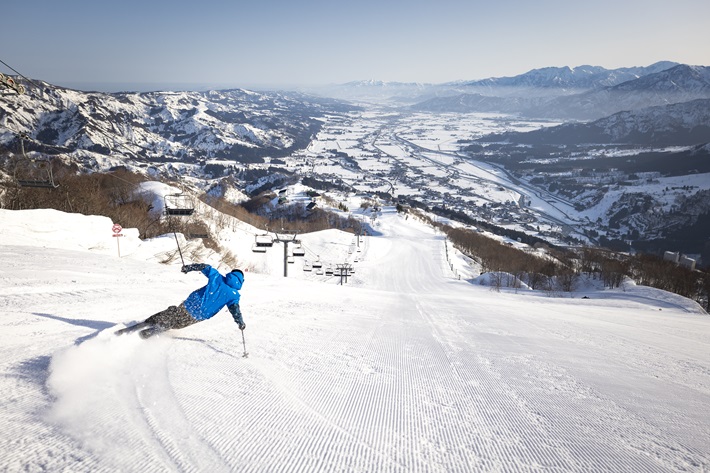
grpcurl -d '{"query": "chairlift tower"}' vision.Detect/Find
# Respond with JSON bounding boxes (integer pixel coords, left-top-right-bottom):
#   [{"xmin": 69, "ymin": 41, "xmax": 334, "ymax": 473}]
[
  {"xmin": 336, "ymin": 263, "xmax": 353, "ymax": 285},
  {"xmin": 274, "ymin": 233, "xmax": 301, "ymax": 277}
]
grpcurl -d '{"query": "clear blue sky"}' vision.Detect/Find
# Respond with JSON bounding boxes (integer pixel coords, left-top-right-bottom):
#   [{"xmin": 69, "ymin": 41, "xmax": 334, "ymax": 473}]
[{"xmin": 2, "ymin": 0, "xmax": 709, "ymax": 91}]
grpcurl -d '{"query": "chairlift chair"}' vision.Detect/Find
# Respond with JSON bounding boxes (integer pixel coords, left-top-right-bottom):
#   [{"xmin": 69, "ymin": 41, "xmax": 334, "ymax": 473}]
[
  {"xmin": 164, "ymin": 194, "xmax": 195, "ymax": 216},
  {"xmin": 187, "ymin": 233, "xmax": 209, "ymax": 240},
  {"xmin": 0, "ymin": 73, "xmax": 25, "ymax": 95},
  {"xmin": 255, "ymin": 234, "xmax": 274, "ymax": 247},
  {"xmin": 14, "ymin": 153, "xmax": 59, "ymax": 189},
  {"xmin": 292, "ymin": 245, "xmax": 306, "ymax": 257},
  {"xmin": 252, "ymin": 234, "xmax": 273, "ymax": 253}
]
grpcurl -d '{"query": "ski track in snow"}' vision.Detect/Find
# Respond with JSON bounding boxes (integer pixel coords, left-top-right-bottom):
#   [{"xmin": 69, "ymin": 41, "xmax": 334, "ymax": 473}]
[{"xmin": 1, "ymin": 209, "xmax": 710, "ymax": 471}]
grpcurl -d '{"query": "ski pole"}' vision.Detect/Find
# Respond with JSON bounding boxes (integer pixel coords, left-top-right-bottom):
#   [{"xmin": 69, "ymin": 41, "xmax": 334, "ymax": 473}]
[
  {"xmin": 172, "ymin": 229, "xmax": 185, "ymax": 266},
  {"xmin": 241, "ymin": 330, "xmax": 249, "ymax": 358}
]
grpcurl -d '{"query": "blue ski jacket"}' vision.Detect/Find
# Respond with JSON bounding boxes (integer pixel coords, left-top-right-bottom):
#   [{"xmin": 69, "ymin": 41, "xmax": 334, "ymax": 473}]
[{"xmin": 183, "ymin": 265, "xmax": 244, "ymax": 325}]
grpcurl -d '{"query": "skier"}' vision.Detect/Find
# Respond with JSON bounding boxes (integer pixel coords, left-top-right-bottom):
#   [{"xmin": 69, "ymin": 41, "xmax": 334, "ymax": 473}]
[{"xmin": 116, "ymin": 263, "xmax": 246, "ymax": 339}]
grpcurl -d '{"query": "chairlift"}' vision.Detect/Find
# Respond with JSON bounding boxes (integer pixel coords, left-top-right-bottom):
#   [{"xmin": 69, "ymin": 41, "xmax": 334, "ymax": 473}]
[
  {"xmin": 185, "ymin": 223, "xmax": 209, "ymax": 240},
  {"xmin": 312, "ymin": 259, "xmax": 322, "ymax": 269},
  {"xmin": 187, "ymin": 233, "xmax": 209, "ymax": 240},
  {"xmin": 0, "ymin": 73, "xmax": 25, "ymax": 95},
  {"xmin": 251, "ymin": 244, "xmax": 267, "ymax": 253},
  {"xmin": 255, "ymin": 234, "xmax": 274, "ymax": 248},
  {"xmin": 287, "ymin": 256, "xmax": 295, "ymax": 264},
  {"xmin": 164, "ymin": 193, "xmax": 195, "ymax": 216},
  {"xmin": 325, "ymin": 266, "xmax": 334, "ymax": 276},
  {"xmin": 14, "ymin": 136, "xmax": 58, "ymax": 188},
  {"xmin": 292, "ymin": 245, "xmax": 306, "ymax": 257},
  {"xmin": 303, "ymin": 263, "xmax": 312, "ymax": 272}
]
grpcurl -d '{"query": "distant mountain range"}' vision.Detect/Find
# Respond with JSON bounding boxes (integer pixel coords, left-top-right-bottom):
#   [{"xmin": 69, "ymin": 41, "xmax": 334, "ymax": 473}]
[
  {"xmin": 411, "ymin": 64, "xmax": 710, "ymax": 120},
  {"xmin": 478, "ymin": 98, "xmax": 710, "ymax": 147},
  {"xmin": 526, "ymin": 65, "xmax": 710, "ymax": 119},
  {"xmin": 459, "ymin": 61, "xmax": 680, "ymax": 90}
]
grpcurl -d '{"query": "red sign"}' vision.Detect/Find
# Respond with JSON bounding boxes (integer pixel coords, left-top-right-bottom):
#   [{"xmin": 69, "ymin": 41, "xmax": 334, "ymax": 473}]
[{"xmin": 112, "ymin": 224, "xmax": 122, "ymax": 234}]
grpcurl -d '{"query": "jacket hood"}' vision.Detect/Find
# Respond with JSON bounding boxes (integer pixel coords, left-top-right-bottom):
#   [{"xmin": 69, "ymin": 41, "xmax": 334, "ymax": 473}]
[{"xmin": 225, "ymin": 271, "xmax": 244, "ymax": 290}]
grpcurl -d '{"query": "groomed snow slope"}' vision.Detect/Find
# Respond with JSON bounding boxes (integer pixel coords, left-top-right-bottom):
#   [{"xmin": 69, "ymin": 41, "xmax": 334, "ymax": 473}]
[{"xmin": 1, "ymin": 208, "xmax": 709, "ymax": 472}]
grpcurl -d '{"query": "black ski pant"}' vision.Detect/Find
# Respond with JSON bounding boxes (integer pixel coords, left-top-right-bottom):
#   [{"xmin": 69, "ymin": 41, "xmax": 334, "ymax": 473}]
[{"xmin": 144, "ymin": 303, "xmax": 198, "ymax": 330}]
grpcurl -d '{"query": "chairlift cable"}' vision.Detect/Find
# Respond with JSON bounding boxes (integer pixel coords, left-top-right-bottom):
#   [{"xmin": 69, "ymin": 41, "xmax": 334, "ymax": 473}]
[{"xmin": 0, "ymin": 58, "xmax": 45, "ymax": 92}]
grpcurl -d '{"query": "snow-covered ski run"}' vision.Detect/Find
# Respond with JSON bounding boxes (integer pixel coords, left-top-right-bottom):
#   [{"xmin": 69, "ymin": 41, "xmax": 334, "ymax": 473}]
[{"xmin": 1, "ymin": 206, "xmax": 709, "ymax": 472}]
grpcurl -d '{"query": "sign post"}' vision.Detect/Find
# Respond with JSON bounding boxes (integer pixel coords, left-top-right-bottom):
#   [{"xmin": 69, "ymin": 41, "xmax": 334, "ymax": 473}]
[{"xmin": 112, "ymin": 224, "xmax": 123, "ymax": 257}]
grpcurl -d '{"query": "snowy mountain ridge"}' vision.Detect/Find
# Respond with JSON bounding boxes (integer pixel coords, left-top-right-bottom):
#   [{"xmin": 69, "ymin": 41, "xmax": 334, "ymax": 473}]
[
  {"xmin": 533, "ymin": 64, "xmax": 710, "ymax": 119},
  {"xmin": 0, "ymin": 83, "xmax": 354, "ymax": 168},
  {"xmin": 461, "ymin": 61, "xmax": 680, "ymax": 90},
  {"xmin": 411, "ymin": 64, "xmax": 710, "ymax": 120},
  {"xmin": 479, "ymin": 98, "xmax": 710, "ymax": 146}
]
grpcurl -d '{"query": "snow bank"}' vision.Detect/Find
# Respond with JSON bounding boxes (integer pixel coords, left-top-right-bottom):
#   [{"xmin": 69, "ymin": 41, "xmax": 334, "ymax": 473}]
[{"xmin": 0, "ymin": 209, "xmax": 140, "ymax": 255}]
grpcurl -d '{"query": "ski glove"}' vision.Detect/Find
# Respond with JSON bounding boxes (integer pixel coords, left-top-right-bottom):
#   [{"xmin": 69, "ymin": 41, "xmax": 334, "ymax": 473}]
[
  {"xmin": 181, "ymin": 263, "xmax": 208, "ymax": 273},
  {"xmin": 228, "ymin": 303, "xmax": 245, "ymax": 330}
]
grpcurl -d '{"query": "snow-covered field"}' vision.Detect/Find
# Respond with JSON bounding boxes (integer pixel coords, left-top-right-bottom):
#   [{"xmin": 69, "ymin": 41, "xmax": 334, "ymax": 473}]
[{"xmin": 1, "ymin": 207, "xmax": 709, "ymax": 472}]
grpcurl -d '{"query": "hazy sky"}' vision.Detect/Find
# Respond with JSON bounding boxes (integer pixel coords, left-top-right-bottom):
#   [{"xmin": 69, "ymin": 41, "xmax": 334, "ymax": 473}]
[{"xmin": 2, "ymin": 0, "xmax": 709, "ymax": 91}]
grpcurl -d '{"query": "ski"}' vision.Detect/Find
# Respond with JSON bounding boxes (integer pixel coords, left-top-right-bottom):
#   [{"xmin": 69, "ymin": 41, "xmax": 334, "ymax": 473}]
[
  {"xmin": 139, "ymin": 326, "xmax": 165, "ymax": 339},
  {"xmin": 114, "ymin": 322, "xmax": 150, "ymax": 336}
]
